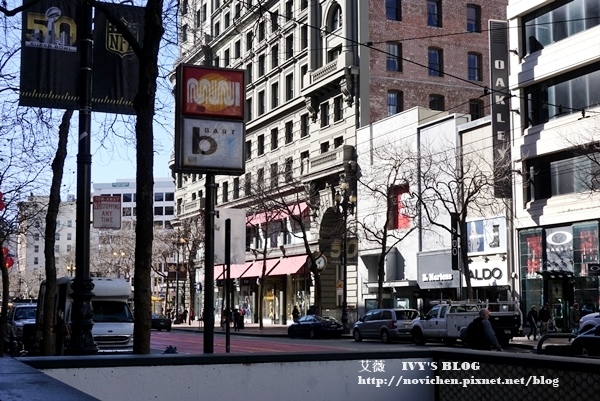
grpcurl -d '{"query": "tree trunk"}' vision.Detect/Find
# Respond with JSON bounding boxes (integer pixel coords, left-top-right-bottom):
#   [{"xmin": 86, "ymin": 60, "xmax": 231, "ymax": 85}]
[{"xmin": 0, "ymin": 256, "xmax": 8, "ymax": 357}]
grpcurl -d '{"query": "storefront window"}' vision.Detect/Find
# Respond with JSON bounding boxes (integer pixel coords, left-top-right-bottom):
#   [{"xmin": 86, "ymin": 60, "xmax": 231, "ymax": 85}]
[
  {"xmin": 519, "ymin": 229, "xmax": 543, "ymax": 279},
  {"xmin": 573, "ymin": 222, "xmax": 600, "ymax": 276}
]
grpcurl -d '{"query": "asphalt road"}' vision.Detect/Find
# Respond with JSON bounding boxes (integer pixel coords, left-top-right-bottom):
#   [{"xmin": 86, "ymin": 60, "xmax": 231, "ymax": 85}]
[{"xmin": 150, "ymin": 330, "xmax": 534, "ymax": 355}]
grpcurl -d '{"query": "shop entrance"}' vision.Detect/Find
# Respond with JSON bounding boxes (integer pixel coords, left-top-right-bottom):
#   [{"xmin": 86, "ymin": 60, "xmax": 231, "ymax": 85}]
[{"xmin": 542, "ymin": 273, "xmax": 574, "ymax": 332}]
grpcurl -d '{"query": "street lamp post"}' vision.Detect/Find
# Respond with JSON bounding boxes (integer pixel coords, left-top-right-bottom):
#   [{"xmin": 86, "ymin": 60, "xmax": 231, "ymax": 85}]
[
  {"xmin": 173, "ymin": 235, "xmax": 186, "ymax": 323},
  {"xmin": 335, "ymin": 180, "xmax": 356, "ymax": 332},
  {"xmin": 67, "ymin": 264, "xmax": 75, "ymax": 277}
]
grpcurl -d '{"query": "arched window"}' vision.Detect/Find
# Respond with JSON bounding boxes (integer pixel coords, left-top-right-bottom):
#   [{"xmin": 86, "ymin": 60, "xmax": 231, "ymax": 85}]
[{"xmin": 329, "ymin": 4, "xmax": 342, "ymax": 32}]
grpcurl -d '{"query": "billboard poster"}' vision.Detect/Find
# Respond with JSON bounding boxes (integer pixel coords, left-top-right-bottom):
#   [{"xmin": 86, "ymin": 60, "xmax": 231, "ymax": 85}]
[
  {"xmin": 180, "ymin": 65, "xmax": 245, "ymax": 119},
  {"xmin": 92, "ymin": 3, "xmax": 144, "ymax": 114},
  {"xmin": 19, "ymin": 0, "xmax": 142, "ymax": 114},
  {"xmin": 466, "ymin": 216, "xmax": 507, "ymax": 255},
  {"xmin": 174, "ymin": 64, "xmax": 246, "ymax": 174},
  {"xmin": 20, "ymin": 0, "xmax": 79, "ymax": 110}
]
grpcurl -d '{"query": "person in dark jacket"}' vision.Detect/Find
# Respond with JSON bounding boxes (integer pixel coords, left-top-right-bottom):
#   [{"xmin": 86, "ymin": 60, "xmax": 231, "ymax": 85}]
[
  {"xmin": 526, "ymin": 305, "xmax": 539, "ymax": 340},
  {"xmin": 464, "ymin": 308, "xmax": 502, "ymax": 351},
  {"xmin": 538, "ymin": 302, "xmax": 551, "ymax": 336}
]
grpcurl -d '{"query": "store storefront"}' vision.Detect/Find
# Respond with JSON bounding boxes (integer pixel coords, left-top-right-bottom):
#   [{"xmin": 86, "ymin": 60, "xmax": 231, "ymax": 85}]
[{"xmin": 518, "ymin": 221, "xmax": 600, "ymax": 332}]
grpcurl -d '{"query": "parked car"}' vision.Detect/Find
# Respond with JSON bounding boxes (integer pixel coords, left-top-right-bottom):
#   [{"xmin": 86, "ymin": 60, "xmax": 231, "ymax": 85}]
[
  {"xmin": 353, "ymin": 308, "xmax": 419, "ymax": 343},
  {"xmin": 578, "ymin": 311, "xmax": 600, "ymax": 334},
  {"xmin": 4, "ymin": 302, "xmax": 37, "ymax": 356},
  {"xmin": 151, "ymin": 313, "xmax": 172, "ymax": 332},
  {"xmin": 287, "ymin": 315, "xmax": 343, "ymax": 339},
  {"xmin": 571, "ymin": 325, "xmax": 600, "ymax": 357}
]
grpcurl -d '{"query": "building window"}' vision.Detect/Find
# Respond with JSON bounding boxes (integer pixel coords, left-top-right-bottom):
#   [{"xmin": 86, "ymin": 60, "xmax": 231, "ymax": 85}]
[
  {"xmin": 67, "ymin": 233, "xmax": 72, "ymax": 240},
  {"xmin": 300, "ymin": 114, "xmax": 309, "ymax": 137},
  {"xmin": 196, "ymin": 9, "xmax": 201, "ymax": 27},
  {"xmin": 258, "ymin": 134, "xmax": 265, "ymax": 155},
  {"xmin": 285, "ymin": 34, "xmax": 293, "ymax": 59},
  {"xmin": 386, "ymin": 42, "xmax": 402, "ymax": 72},
  {"xmin": 467, "ymin": 52, "xmax": 482, "ymax": 81},
  {"xmin": 67, "ymin": 245, "xmax": 72, "ymax": 252},
  {"xmin": 234, "ymin": 41, "xmax": 241, "ymax": 59},
  {"xmin": 285, "ymin": 157, "xmax": 293, "ymax": 182},
  {"xmin": 233, "ymin": 178, "xmax": 240, "ymax": 199},
  {"xmin": 329, "ymin": 4, "xmax": 342, "ymax": 31},
  {"xmin": 246, "ymin": 98, "xmax": 253, "ymax": 120},
  {"xmin": 334, "ymin": 96, "xmax": 343, "ymax": 122},
  {"xmin": 427, "ymin": 0, "xmax": 442, "ymax": 27},
  {"xmin": 34, "ymin": 245, "xmax": 39, "ymax": 253},
  {"xmin": 271, "ymin": 10, "xmax": 279, "ymax": 31},
  {"xmin": 34, "ymin": 257, "xmax": 39, "ymax": 265},
  {"xmin": 285, "ymin": 0, "xmax": 293, "ymax": 20},
  {"xmin": 213, "ymin": 56, "xmax": 220, "ymax": 67},
  {"xmin": 214, "ymin": 22, "xmax": 220, "ymax": 36},
  {"xmin": 257, "ymin": 168, "xmax": 264, "ymax": 184},
  {"xmin": 271, "ymin": 162, "xmax": 279, "ymax": 188},
  {"xmin": 222, "ymin": 181, "xmax": 229, "ymax": 202},
  {"xmin": 272, "ymin": 45, "xmax": 279, "ymax": 68},
  {"xmin": 334, "ymin": 136, "xmax": 343, "ymax": 148},
  {"xmin": 469, "ymin": 99, "xmax": 484, "ymax": 120},
  {"xmin": 300, "ymin": 65, "xmax": 307, "ymax": 88},
  {"xmin": 386, "ymin": 0, "xmax": 401, "ymax": 21},
  {"xmin": 202, "ymin": 3, "xmax": 207, "ymax": 21},
  {"xmin": 155, "ymin": 192, "xmax": 164, "ymax": 201},
  {"xmin": 525, "ymin": 150, "xmax": 600, "ymax": 202},
  {"xmin": 301, "ymin": 25, "xmax": 308, "ymax": 49},
  {"xmin": 122, "ymin": 193, "xmax": 132, "ymax": 202},
  {"xmin": 165, "ymin": 206, "xmax": 174, "ymax": 215},
  {"xmin": 182, "ymin": 24, "xmax": 188, "ymax": 42},
  {"xmin": 271, "ymin": 82, "xmax": 279, "ymax": 108},
  {"xmin": 428, "ymin": 47, "xmax": 443, "ymax": 76},
  {"xmin": 154, "ymin": 206, "xmax": 164, "ymax": 215},
  {"xmin": 285, "ymin": 121, "xmax": 293, "ymax": 144},
  {"xmin": 320, "ymin": 102, "xmax": 330, "ymax": 127},
  {"xmin": 245, "ymin": 140, "xmax": 252, "ymax": 160},
  {"xmin": 34, "ymin": 233, "xmax": 40, "ymax": 241},
  {"xmin": 225, "ymin": 12, "xmax": 231, "ymax": 28},
  {"xmin": 245, "ymin": 173, "xmax": 251, "ymax": 196},
  {"xmin": 235, "ymin": 3, "xmax": 241, "ymax": 19},
  {"xmin": 526, "ymin": 62, "xmax": 600, "ymax": 126},
  {"xmin": 258, "ymin": 54, "xmax": 265, "ymax": 77},
  {"xmin": 300, "ymin": 151, "xmax": 309, "ymax": 173},
  {"xmin": 246, "ymin": 63, "xmax": 253, "ymax": 84},
  {"xmin": 466, "ymin": 4, "xmax": 481, "ymax": 33},
  {"xmin": 258, "ymin": 91, "xmax": 265, "ymax": 115},
  {"xmin": 387, "ymin": 90, "xmax": 403, "ymax": 116},
  {"xmin": 271, "ymin": 128, "xmax": 278, "ymax": 150},
  {"xmin": 246, "ymin": 31, "xmax": 253, "ymax": 52},
  {"xmin": 320, "ymin": 141, "xmax": 330, "ymax": 153},
  {"xmin": 224, "ymin": 49, "xmax": 230, "ymax": 66},
  {"xmin": 258, "ymin": 21, "xmax": 265, "ymax": 41},
  {"xmin": 285, "ymin": 73, "xmax": 294, "ymax": 100},
  {"xmin": 328, "ymin": 46, "xmax": 341, "ymax": 62},
  {"xmin": 429, "ymin": 94, "xmax": 445, "ymax": 111},
  {"xmin": 523, "ymin": 0, "xmax": 600, "ymax": 55},
  {"xmin": 182, "ymin": 0, "xmax": 188, "ymax": 14}
]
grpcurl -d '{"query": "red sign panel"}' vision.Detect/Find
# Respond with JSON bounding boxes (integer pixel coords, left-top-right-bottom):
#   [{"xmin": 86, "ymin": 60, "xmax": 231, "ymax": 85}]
[{"xmin": 181, "ymin": 65, "xmax": 245, "ymax": 120}]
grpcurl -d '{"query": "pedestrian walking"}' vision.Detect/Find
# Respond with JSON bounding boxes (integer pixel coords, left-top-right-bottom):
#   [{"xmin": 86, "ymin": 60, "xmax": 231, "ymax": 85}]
[
  {"xmin": 539, "ymin": 302, "xmax": 551, "ymax": 336},
  {"xmin": 571, "ymin": 303, "xmax": 581, "ymax": 335},
  {"xmin": 526, "ymin": 305, "xmax": 539, "ymax": 340}
]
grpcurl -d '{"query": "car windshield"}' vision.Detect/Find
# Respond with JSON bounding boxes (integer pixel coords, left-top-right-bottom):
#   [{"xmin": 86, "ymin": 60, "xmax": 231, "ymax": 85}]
[
  {"xmin": 395, "ymin": 310, "xmax": 418, "ymax": 320},
  {"xmin": 92, "ymin": 301, "xmax": 134, "ymax": 323},
  {"xmin": 152, "ymin": 314, "xmax": 167, "ymax": 319},
  {"xmin": 14, "ymin": 306, "xmax": 36, "ymax": 320}
]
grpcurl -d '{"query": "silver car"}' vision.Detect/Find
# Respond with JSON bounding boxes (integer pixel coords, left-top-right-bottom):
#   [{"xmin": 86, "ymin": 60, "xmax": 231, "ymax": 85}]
[{"xmin": 352, "ymin": 308, "xmax": 419, "ymax": 343}]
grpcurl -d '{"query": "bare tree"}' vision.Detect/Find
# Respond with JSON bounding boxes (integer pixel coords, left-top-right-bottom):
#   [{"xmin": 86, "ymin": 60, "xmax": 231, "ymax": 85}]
[
  {"xmin": 415, "ymin": 135, "xmax": 511, "ymax": 300},
  {"xmin": 357, "ymin": 141, "xmax": 419, "ymax": 308},
  {"xmin": 178, "ymin": 214, "xmax": 205, "ymax": 324}
]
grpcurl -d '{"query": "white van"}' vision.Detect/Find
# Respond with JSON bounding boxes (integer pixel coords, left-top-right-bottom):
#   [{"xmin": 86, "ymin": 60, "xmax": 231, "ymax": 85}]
[{"xmin": 36, "ymin": 277, "xmax": 134, "ymax": 354}]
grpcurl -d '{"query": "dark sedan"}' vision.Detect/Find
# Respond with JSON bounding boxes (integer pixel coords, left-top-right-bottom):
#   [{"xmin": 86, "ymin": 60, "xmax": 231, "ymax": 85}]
[
  {"xmin": 287, "ymin": 315, "xmax": 344, "ymax": 339},
  {"xmin": 151, "ymin": 314, "xmax": 172, "ymax": 332},
  {"xmin": 571, "ymin": 325, "xmax": 600, "ymax": 357}
]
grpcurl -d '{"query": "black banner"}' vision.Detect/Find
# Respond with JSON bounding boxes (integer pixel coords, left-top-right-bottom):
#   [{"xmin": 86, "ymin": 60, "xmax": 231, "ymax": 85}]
[
  {"xmin": 19, "ymin": 0, "xmax": 142, "ymax": 114},
  {"xmin": 92, "ymin": 3, "xmax": 143, "ymax": 114},
  {"xmin": 488, "ymin": 20, "xmax": 512, "ymax": 199},
  {"xmin": 451, "ymin": 213, "xmax": 459, "ymax": 270},
  {"xmin": 19, "ymin": 0, "xmax": 80, "ymax": 109}
]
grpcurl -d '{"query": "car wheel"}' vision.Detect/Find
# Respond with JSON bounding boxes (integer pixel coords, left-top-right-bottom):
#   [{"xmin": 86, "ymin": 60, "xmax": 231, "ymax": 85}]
[
  {"xmin": 381, "ymin": 330, "xmax": 391, "ymax": 344},
  {"xmin": 309, "ymin": 329, "xmax": 317, "ymax": 339},
  {"xmin": 412, "ymin": 328, "xmax": 426, "ymax": 345},
  {"xmin": 353, "ymin": 329, "xmax": 362, "ymax": 342}
]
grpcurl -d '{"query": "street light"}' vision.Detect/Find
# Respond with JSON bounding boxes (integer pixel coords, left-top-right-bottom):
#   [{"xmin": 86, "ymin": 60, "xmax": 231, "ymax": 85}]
[
  {"xmin": 67, "ymin": 264, "xmax": 75, "ymax": 277},
  {"xmin": 335, "ymin": 180, "xmax": 356, "ymax": 331}
]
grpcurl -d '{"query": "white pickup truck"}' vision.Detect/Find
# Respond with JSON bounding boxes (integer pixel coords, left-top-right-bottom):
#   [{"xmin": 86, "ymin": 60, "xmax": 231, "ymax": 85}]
[{"xmin": 410, "ymin": 301, "xmax": 522, "ymax": 347}]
